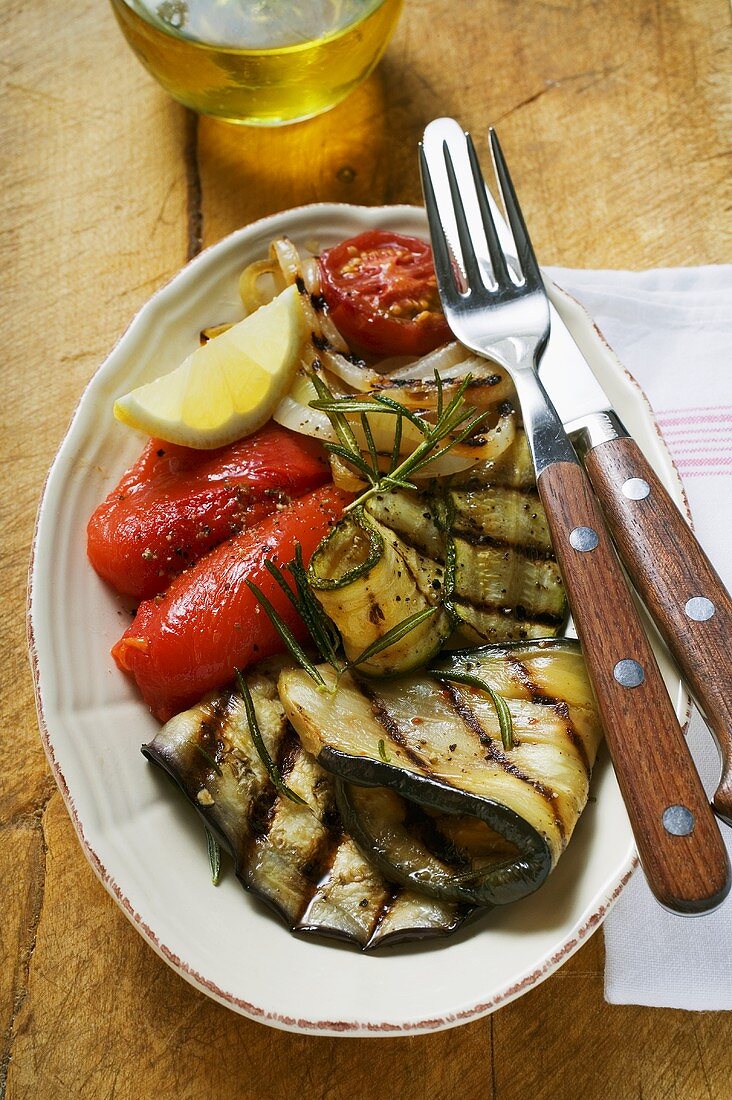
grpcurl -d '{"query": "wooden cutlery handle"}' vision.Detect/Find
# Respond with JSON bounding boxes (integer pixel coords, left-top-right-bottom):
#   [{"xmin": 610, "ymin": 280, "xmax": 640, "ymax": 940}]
[
  {"xmin": 538, "ymin": 460, "xmax": 730, "ymax": 913},
  {"xmin": 584, "ymin": 434, "xmax": 732, "ymax": 826}
]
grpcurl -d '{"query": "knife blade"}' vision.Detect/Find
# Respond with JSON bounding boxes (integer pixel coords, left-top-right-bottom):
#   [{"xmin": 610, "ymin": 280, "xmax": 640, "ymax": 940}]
[{"xmin": 481, "ymin": 183, "xmax": 732, "ymax": 825}]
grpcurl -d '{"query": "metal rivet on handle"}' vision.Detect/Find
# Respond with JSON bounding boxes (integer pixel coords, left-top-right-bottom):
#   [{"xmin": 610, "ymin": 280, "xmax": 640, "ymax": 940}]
[
  {"xmin": 569, "ymin": 526, "xmax": 599, "ymax": 552},
  {"xmin": 614, "ymin": 659, "xmax": 645, "ymax": 688},
  {"xmin": 662, "ymin": 805, "xmax": 695, "ymax": 837},
  {"xmin": 685, "ymin": 596, "xmax": 716, "ymax": 622},
  {"xmin": 622, "ymin": 477, "xmax": 650, "ymax": 500}
]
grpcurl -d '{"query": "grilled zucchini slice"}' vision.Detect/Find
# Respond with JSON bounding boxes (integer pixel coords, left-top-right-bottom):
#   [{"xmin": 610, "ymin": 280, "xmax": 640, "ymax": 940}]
[{"xmin": 307, "ymin": 506, "xmax": 453, "ymax": 676}]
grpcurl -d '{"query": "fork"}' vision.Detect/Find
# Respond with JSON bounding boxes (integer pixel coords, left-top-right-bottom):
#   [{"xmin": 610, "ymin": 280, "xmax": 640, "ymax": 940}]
[{"xmin": 420, "ymin": 117, "xmax": 729, "ymax": 914}]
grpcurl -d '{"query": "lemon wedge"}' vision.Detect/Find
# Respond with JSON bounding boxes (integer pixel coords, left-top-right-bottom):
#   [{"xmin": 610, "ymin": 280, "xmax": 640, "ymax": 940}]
[{"xmin": 114, "ymin": 284, "xmax": 306, "ymax": 448}]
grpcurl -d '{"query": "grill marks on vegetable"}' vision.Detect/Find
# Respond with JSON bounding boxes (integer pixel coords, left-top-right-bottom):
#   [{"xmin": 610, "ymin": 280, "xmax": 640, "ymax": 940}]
[
  {"xmin": 440, "ymin": 681, "xmax": 567, "ymax": 845},
  {"xmin": 505, "ymin": 655, "xmax": 591, "ymax": 775},
  {"xmin": 360, "ymin": 682, "xmax": 434, "ymax": 773},
  {"xmin": 359, "ymin": 431, "xmax": 567, "ymax": 646},
  {"xmin": 142, "ymin": 670, "xmax": 473, "ymax": 949},
  {"xmin": 278, "ymin": 641, "xmax": 603, "ymax": 879}
]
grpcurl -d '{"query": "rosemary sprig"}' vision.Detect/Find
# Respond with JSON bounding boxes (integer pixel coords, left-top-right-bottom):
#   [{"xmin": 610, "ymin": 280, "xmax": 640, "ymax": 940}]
[
  {"xmin": 309, "ymin": 370, "xmax": 491, "ymax": 513},
  {"xmin": 235, "ymin": 669, "xmax": 307, "ymax": 805},
  {"xmin": 325, "ymin": 441, "xmax": 376, "ymax": 484},
  {"xmin": 245, "ymin": 578, "xmax": 326, "ymax": 687},
  {"xmin": 309, "ymin": 371, "xmax": 363, "ymax": 455},
  {"xmin": 310, "ymin": 394, "xmax": 426, "ymax": 433},
  {"xmin": 434, "ymin": 368, "xmax": 444, "ymax": 420},
  {"xmin": 205, "ymin": 828, "xmax": 221, "ymax": 885},
  {"xmin": 349, "ymin": 605, "xmax": 438, "ymax": 670},
  {"xmin": 261, "ymin": 558, "xmax": 336, "ymax": 668},
  {"xmin": 378, "ymin": 738, "xmax": 391, "ymax": 763},
  {"xmin": 430, "ymin": 669, "xmax": 514, "ymax": 751},
  {"xmin": 390, "ymin": 407, "xmax": 403, "ymax": 469},
  {"xmin": 360, "ymin": 412, "xmax": 380, "ymax": 480},
  {"xmin": 362, "ymin": 379, "xmax": 487, "ymax": 512},
  {"xmin": 288, "ymin": 545, "xmax": 343, "ymax": 670}
]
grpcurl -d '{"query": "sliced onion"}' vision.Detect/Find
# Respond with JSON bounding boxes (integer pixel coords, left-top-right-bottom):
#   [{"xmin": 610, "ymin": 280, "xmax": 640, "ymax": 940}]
[
  {"xmin": 371, "ymin": 354, "xmax": 414, "ymax": 373},
  {"xmin": 255, "ymin": 240, "xmax": 518, "ymax": 480},
  {"xmin": 273, "ymin": 393, "xmax": 335, "ymax": 441},
  {"xmin": 300, "ymin": 255, "xmax": 321, "ymax": 295},
  {"xmin": 319, "ymin": 349, "xmax": 382, "ymax": 392},
  {"xmin": 385, "ymin": 342, "xmax": 469, "ymax": 379},
  {"xmin": 239, "ymin": 260, "xmax": 280, "ymax": 313}
]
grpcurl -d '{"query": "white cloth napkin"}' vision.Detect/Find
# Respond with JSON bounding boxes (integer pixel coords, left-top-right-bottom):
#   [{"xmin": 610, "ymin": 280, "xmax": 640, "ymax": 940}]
[{"xmin": 544, "ymin": 265, "xmax": 732, "ymax": 1010}]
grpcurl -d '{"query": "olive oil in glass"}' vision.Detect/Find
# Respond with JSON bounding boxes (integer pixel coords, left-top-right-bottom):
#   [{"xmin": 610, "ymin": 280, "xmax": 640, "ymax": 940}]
[{"xmin": 111, "ymin": 0, "xmax": 404, "ymax": 125}]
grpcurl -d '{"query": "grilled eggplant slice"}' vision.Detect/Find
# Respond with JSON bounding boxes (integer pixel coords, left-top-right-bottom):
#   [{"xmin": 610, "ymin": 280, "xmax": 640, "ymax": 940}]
[
  {"xmin": 278, "ymin": 640, "xmax": 603, "ymax": 906},
  {"xmin": 142, "ymin": 666, "xmax": 476, "ymax": 949},
  {"xmin": 307, "ymin": 507, "xmax": 453, "ymax": 676},
  {"xmin": 336, "ymin": 783, "xmax": 515, "ymax": 906}
]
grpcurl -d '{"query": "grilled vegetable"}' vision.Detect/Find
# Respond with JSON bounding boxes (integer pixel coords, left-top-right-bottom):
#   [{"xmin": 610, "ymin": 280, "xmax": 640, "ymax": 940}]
[
  {"xmin": 278, "ymin": 640, "xmax": 603, "ymax": 905},
  {"xmin": 364, "ymin": 428, "xmax": 567, "ymax": 643},
  {"xmin": 113, "ymin": 484, "xmax": 351, "ymax": 722},
  {"xmin": 87, "ymin": 424, "xmax": 329, "ymax": 600},
  {"xmin": 336, "ymin": 783, "xmax": 517, "ymax": 906},
  {"xmin": 305, "ymin": 428, "xmax": 565, "ymax": 676},
  {"xmin": 143, "ymin": 666, "xmax": 477, "ymax": 950},
  {"xmin": 307, "ymin": 507, "xmax": 453, "ymax": 676}
]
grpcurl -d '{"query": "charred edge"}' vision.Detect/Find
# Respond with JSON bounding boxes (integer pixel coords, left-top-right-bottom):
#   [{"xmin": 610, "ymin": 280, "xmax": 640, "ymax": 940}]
[
  {"xmin": 372, "ymin": 374, "xmax": 507, "ymax": 394},
  {"xmin": 240, "ymin": 721, "xmax": 347, "ymax": 931},
  {"xmin": 451, "ymin": 526, "xmax": 555, "ymax": 561},
  {"xmin": 196, "ymin": 699, "xmax": 229, "ymax": 772},
  {"xmin": 378, "ymin": 518, "xmax": 557, "ymax": 584},
  {"xmin": 452, "ymin": 596, "xmax": 564, "ymax": 628},
  {"xmin": 357, "ymin": 683, "xmax": 429, "ymax": 773},
  {"xmin": 507, "ymin": 658, "xmax": 591, "ymax": 775},
  {"xmin": 441, "ymin": 682, "xmax": 566, "ymax": 843}
]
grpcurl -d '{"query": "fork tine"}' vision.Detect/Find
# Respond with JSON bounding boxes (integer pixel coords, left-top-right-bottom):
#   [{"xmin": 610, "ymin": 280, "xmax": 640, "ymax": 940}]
[
  {"xmin": 441, "ymin": 140, "xmax": 486, "ymax": 293},
  {"xmin": 418, "ymin": 143, "xmax": 459, "ymax": 298},
  {"xmin": 488, "ymin": 128, "xmax": 542, "ymax": 287},
  {"xmin": 465, "ymin": 133, "xmax": 511, "ymax": 287}
]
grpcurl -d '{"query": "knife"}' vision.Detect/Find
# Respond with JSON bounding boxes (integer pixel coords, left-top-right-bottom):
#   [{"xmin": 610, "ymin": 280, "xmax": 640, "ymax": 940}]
[
  {"xmin": 480, "ymin": 184, "xmax": 732, "ymax": 826},
  {"xmin": 540, "ymin": 302, "xmax": 732, "ymax": 827}
]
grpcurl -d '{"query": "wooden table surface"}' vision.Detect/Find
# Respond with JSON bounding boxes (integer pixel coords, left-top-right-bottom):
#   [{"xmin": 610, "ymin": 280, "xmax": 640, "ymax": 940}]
[{"xmin": 2, "ymin": 1, "xmax": 731, "ymax": 1096}]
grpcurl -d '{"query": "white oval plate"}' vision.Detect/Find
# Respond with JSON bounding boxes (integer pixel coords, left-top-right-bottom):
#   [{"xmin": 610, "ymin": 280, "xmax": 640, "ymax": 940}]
[{"xmin": 29, "ymin": 204, "xmax": 689, "ymax": 1036}]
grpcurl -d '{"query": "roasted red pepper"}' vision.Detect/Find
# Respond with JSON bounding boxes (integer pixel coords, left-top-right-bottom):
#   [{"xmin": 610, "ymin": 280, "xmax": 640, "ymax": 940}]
[
  {"xmin": 112, "ymin": 484, "xmax": 352, "ymax": 722},
  {"xmin": 87, "ymin": 424, "xmax": 329, "ymax": 599}
]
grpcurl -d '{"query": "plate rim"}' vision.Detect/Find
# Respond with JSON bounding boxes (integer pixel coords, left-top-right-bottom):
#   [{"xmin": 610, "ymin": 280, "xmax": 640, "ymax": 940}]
[{"xmin": 27, "ymin": 201, "xmax": 690, "ymax": 1035}]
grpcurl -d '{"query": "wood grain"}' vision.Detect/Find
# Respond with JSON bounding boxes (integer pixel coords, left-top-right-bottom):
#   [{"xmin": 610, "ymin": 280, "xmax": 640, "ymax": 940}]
[
  {"xmin": 585, "ymin": 434, "xmax": 732, "ymax": 825},
  {"xmin": 539, "ymin": 460, "xmax": 729, "ymax": 913},
  {"xmin": 2, "ymin": 0, "xmax": 731, "ymax": 1096}
]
